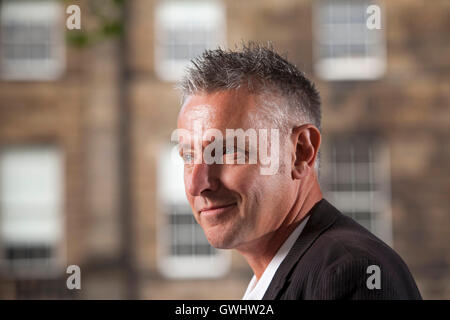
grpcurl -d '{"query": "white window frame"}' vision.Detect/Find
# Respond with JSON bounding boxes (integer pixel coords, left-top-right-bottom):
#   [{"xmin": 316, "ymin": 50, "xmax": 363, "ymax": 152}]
[
  {"xmin": 323, "ymin": 138, "xmax": 393, "ymax": 246},
  {"xmin": 156, "ymin": 144, "xmax": 230, "ymax": 279},
  {"xmin": 0, "ymin": 0, "xmax": 65, "ymax": 81},
  {"xmin": 313, "ymin": 0, "xmax": 386, "ymax": 80},
  {"xmin": 0, "ymin": 145, "xmax": 65, "ymax": 278},
  {"xmin": 154, "ymin": 0, "xmax": 226, "ymax": 82}
]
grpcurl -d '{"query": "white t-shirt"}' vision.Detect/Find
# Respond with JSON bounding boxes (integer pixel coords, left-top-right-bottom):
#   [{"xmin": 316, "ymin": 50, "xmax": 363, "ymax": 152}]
[{"xmin": 242, "ymin": 216, "xmax": 310, "ymax": 300}]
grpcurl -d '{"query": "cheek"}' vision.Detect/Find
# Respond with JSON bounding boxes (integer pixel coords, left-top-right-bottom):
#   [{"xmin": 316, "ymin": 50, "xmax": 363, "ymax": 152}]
[
  {"xmin": 220, "ymin": 165, "xmax": 260, "ymax": 196},
  {"xmin": 253, "ymin": 175, "xmax": 293, "ymax": 216},
  {"xmin": 185, "ymin": 193, "xmax": 194, "ymax": 205},
  {"xmin": 183, "ymin": 181, "xmax": 196, "ymax": 211}
]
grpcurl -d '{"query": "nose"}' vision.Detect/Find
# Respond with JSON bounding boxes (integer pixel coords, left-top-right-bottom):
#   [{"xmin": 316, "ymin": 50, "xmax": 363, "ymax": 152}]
[{"xmin": 185, "ymin": 163, "xmax": 219, "ymax": 196}]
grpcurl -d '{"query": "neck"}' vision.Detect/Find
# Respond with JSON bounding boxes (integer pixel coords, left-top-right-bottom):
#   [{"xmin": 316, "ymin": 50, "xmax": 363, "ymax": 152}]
[{"xmin": 236, "ymin": 174, "xmax": 323, "ymax": 279}]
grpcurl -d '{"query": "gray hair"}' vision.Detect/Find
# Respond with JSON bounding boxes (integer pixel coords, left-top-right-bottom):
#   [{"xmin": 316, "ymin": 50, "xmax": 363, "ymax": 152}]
[
  {"xmin": 177, "ymin": 42, "xmax": 321, "ymax": 133},
  {"xmin": 177, "ymin": 42, "xmax": 322, "ymax": 171}
]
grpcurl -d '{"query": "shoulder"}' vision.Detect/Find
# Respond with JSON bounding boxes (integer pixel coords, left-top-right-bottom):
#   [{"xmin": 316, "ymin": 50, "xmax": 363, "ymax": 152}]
[
  {"xmin": 299, "ymin": 198, "xmax": 400, "ymax": 264},
  {"xmin": 287, "ymin": 212, "xmax": 421, "ymax": 299}
]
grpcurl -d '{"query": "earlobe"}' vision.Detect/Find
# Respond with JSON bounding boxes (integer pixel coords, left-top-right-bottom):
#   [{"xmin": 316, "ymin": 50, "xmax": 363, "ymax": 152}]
[{"xmin": 292, "ymin": 161, "xmax": 309, "ymax": 179}]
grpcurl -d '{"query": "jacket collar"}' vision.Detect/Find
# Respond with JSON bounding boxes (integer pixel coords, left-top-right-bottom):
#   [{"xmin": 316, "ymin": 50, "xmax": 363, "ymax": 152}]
[{"xmin": 262, "ymin": 198, "xmax": 340, "ymax": 300}]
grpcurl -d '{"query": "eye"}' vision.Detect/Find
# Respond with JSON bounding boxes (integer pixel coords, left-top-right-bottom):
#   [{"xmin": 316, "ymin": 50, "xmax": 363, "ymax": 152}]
[
  {"xmin": 222, "ymin": 146, "xmax": 248, "ymax": 164},
  {"xmin": 224, "ymin": 146, "xmax": 235, "ymax": 155},
  {"xmin": 181, "ymin": 152, "xmax": 194, "ymax": 163}
]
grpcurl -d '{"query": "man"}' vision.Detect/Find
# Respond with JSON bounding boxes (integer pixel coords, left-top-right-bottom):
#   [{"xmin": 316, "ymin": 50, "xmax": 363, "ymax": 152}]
[{"xmin": 175, "ymin": 43, "xmax": 422, "ymax": 300}]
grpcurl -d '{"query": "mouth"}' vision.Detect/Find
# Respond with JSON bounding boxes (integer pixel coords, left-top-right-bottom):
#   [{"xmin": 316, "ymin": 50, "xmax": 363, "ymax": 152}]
[{"xmin": 199, "ymin": 203, "xmax": 237, "ymax": 217}]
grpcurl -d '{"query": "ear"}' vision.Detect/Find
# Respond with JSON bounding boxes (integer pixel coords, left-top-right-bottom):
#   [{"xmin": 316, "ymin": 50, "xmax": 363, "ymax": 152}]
[{"xmin": 291, "ymin": 124, "xmax": 321, "ymax": 180}]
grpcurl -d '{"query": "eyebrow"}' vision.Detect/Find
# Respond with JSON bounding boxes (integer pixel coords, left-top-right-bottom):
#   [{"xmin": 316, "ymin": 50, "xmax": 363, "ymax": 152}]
[
  {"xmin": 178, "ymin": 143, "xmax": 191, "ymax": 150},
  {"xmin": 177, "ymin": 139, "xmax": 250, "ymax": 154}
]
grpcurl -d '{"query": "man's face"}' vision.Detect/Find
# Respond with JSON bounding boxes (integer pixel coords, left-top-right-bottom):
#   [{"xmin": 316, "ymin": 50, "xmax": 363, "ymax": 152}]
[{"xmin": 177, "ymin": 89, "xmax": 298, "ymax": 249}]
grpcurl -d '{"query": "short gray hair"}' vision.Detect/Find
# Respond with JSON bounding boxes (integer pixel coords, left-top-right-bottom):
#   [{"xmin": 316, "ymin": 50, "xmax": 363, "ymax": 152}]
[{"xmin": 177, "ymin": 42, "xmax": 322, "ymax": 134}]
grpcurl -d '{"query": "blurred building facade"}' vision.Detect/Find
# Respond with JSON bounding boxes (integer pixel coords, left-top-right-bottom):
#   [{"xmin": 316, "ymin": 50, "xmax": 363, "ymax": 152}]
[{"xmin": 0, "ymin": 0, "xmax": 449, "ymax": 299}]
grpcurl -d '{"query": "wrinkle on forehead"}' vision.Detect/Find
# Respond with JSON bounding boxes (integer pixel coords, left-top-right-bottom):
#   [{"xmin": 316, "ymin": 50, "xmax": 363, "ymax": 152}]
[{"xmin": 177, "ymin": 89, "xmax": 272, "ymax": 132}]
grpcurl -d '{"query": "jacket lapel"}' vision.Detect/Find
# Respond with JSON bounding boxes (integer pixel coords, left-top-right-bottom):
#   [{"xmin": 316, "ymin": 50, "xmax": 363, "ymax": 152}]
[{"xmin": 262, "ymin": 199, "xmax": 340, "ymax": 299}]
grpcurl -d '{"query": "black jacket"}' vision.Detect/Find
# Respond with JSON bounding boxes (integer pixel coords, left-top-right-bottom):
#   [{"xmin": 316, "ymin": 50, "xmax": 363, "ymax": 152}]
[{"xmin": 263, "ymin": 199, "xmax": 422, "ymax": 300}]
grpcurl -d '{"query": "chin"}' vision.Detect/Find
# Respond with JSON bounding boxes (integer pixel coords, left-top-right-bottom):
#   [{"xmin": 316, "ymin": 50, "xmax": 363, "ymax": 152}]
[
  {"xmin": 201, "ymin": 219, "xmax": 247, "ymax": 249},
  {"xmin": 205, "ymin": 231, "xmax": 240, "ymax": 250},
  {"xmin": 206, "ymin": 237, "xmax": 234, "ymax": 250}
]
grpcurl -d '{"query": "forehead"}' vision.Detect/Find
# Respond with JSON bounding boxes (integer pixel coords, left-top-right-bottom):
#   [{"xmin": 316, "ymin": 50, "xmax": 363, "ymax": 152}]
[{"xmin": 177, "ymin": 90, "xmax": 259, "ymax": 131}]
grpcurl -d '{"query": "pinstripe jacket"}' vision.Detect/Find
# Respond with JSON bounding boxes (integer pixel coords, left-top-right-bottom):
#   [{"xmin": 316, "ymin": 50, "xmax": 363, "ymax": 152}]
[{"xmin": 263, "ymin": 199, "xmax": 422, "ymax": 300}]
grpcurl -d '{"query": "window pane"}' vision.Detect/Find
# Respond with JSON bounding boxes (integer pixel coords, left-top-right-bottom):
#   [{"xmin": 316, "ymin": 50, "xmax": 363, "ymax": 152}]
[
  {"xmin": 314, "ymin": 0, "xmax": 385, "ymax": 80},
  {"xmin": 155, "ymin": 0, "xmax": 225, "ymax": 81},
  {"xmin": 0, "ymin": 145, "xmax": 63, "ymax": 275},
  {"xmin": 0, "ymin": 1, "xmax": 64, "ymax": 80},
  {"xmin": 324, "ymin": 137, "xmax": 392, "ymax": 244}
]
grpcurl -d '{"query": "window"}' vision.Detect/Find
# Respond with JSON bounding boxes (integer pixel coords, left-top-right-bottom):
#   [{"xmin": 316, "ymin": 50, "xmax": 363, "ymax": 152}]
[
  {"xmin": 157, "ymin": 145, "xmax": 230, "ymax": 278},
  {"xmin": 0, "ymin": 145, "xmax": 64, "ymax": 277},
  {"xmin": 167, "ymin": 204, "xmax": 216, "ymax": 257},
  {"xmin": 313, "ymin": 0, "xmax": 385, "ymax": 80},
  {"xmin": 322, "ymin": 137, "xmax": 392, "ymax": 245},
  {"xmin": 0, "ymin": 0, "xmax": 65, "ymax": 80},
  {"xmin": 154, "ymin": 0, "xmax": 226, "ymax": 82}
]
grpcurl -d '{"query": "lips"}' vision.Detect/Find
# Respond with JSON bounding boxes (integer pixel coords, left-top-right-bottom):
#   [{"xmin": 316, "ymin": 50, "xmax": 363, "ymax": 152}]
[
  {"xmin": 199, "ymin": 203, "xmax": 237, "ymax": 215},
  {"xmin": 200, "ymin": 203, "xmax": 236, "ymax": 212}
]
